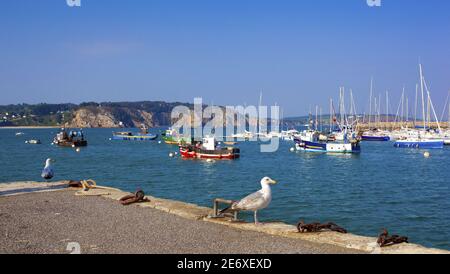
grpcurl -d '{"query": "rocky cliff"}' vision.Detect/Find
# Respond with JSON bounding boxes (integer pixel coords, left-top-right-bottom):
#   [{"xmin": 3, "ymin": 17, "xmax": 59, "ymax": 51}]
[
  {"xmin": 65, "ymin": 106, "xmax": 165, "ymax": 128},
  {"xmin": 66, "ymin": 107, "xmax": 119, "ymax": 128}
]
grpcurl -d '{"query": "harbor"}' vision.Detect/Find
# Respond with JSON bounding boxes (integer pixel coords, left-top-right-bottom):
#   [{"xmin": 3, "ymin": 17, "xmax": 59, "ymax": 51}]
[{"xmin": 1, "ymin": 127, "xmax": 450, "ymax": 252}]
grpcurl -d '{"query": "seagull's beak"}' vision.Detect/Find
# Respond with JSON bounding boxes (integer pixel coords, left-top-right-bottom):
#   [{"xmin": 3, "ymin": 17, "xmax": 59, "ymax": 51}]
[{"xmin": 270, "ymin": 179, "xmax": 277, "ymax": 185}]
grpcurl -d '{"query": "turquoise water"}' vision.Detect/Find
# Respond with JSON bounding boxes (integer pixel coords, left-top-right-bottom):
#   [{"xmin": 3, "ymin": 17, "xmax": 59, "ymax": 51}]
[{"xmin": 1, "ymin": 128, "xmax": 449, "ymax": 250}]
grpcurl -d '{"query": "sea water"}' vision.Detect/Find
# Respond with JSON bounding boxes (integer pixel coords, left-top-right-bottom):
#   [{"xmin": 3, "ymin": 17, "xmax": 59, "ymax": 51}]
[{"xmin": 1, "ymin": 127, "xmax": 449, "ymax": 250}]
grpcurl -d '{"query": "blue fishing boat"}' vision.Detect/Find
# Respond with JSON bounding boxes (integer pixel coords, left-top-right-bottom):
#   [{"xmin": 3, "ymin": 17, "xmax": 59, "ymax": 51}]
[
  {"xmin": 394, "ymin": 138, "xmax": 444, "ymax": 149},
  {"xmin": 296, "ymin": 139, "xmax": 361, "ymax": 153},
  {"xmin": 294, "ymin": 129, "xmax": 361, "ymax": 153},
  {"xmin": 112, "ymin": 125, "xmax": 158, "ymax": 141}
]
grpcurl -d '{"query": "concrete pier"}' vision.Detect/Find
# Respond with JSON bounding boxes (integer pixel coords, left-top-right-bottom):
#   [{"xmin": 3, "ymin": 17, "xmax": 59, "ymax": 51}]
[{"xmin": 0, "ymin": 181, "xmax": 448, "ymax": 254}]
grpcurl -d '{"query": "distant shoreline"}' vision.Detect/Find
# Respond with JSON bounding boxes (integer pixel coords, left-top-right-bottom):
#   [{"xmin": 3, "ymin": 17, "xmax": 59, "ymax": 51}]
[
  {"xmin": 0, "ymin": 126, "xmax": 162, "ymax": 129},
  {"xmin": 0, "ymin": 126, "xmax": 61, "ymax": 129}
]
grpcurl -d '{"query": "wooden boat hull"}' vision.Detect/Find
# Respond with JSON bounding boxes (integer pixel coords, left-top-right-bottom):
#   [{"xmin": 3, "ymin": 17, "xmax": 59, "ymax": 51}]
[
  {"xmin": 54, "ymin": 140, "xmax": 88, "ymax": 147},
  {"xmin": 179, "ymin": 147, "xmax": 240, "ymax": 160}
]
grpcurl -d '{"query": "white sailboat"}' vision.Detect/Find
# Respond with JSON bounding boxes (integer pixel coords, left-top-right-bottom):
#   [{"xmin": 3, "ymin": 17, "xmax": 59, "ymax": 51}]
[{"xmin": 394, "ymin": 64, "xmax": 444, "ymax": 149}]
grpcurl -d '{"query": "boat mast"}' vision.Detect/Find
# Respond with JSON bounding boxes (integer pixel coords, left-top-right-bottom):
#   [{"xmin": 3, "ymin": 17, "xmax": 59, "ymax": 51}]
[
  {"xmin": 369, "ymin": 77, "xmax": 373, "ymax": 130},
  {"xmin": 320, "ymin": 107, "xmax": 323, "ymax": 132},
  {"xmin": 259, "ymin": 90, "xmax": 263, "ymax": 134},
  {"xmin": 394, "ymin": 92, "xmax": 402, "ymax": 129},
  {"xmin": 350, "ymin": 89, "xmax": 358, "ymax": 127},
  {"xmin": 414, "ymin": 84, "xmax": 418, "ymax": 127},
  {"xmin": 401, "ymin": 87, "xmax": 405, "ymax": 126},
  {"xmin": 448, "ymin": 91, "xmax": 450, "ymax": 130},
  {"xmin": 349, "ymin": 90, "xmax": 353, "ymax": 124},
  {"xmin": 308, "ymin": 105, "xmax": 312, "ymax": 130},
  {"xmin": 406, "ymin": 96, "xmax": 409, "ymax": 123},
  {"xmin": 427, "ymin": 92, "xmax": 431, "ymax": 128},
  {"xmin": 419, "ymin": 64, "xmax": 426, "ymax": 130},
  {"xmin": 259, "ymin": 91, "xmax": 263, "ymax": 108},
  {"xmin": 329, "ymin": 98, "xmax": 333, "ymax": 134},
  {"xmin": 340, "ymin": 87, "xmax": 345, "ymax": 128},
  {"xmin": 315, "ymin": 105, "xmax": 319, "ymax": 131},
  {"xmin": 439, "ymin": 91, "xmax": 449, "ymax": 124},
  {"xmin": 378, "ymin": 93, "xmax": 381, "ymax": 128},
  {"xmin": 423, "ymin": 78, "xmax": 442, "ymax": 132},
  {"xmin": 386, "ymin": 90, "xmax": 389, "ymax": 129},
  {"xmin": 373, "ymin": 96, "xmax": 377, "ymax": 128}
]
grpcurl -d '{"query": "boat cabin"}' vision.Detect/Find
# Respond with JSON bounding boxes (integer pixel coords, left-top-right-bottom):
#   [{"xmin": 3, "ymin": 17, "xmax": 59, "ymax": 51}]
[
  {"xmin": 201, "ymin": 136, "xmax": 217, "ymax": 151},
  {"xmin": 180, "ymin": 136, "xmax": 240, "ymax": 160}
]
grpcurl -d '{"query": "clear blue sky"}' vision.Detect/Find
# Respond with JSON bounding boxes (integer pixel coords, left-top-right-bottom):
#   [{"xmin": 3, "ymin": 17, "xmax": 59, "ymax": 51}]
[{"xmin": 1, "ymin": 0, "xmax": 449, "ymax": 116}]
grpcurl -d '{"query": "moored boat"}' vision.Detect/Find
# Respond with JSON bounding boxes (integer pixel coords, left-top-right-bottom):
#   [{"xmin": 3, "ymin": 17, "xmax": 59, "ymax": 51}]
[
  {"xmin": 361, "ymin": 134, "xmax": 390, "ymax": 141},
  {"xmin": 301, "ymin": 139, "xmax": 361, "ymax": 153},
  {"xmin": 112, "ymin": 125, "xmax": 158, "ymax": 141},
  {"xmin": 180, "ymin": 136, "xmax": 240, "ymax": 160},
  {"xmin": 230, "ymin": 130, "xmax": 254, "ymax": 140},
  {"xmin": 294, "ymin": 128, "xmax": 361, "ymax": 153},
  {"xmin": 280, "ymin": 129, "xmax": 300, "ymax": 141},
  {"xmin": 161, "ymin": 128, "xmax": 190, "ymax": 145},
  {"xmin": 393, "ymin": 64, "xmax": 444, "ymax": 150},
  {"xmin": 53, "ymin": 128, "xmax": 87, "ymax": 147},
  {"xmin": 25, "ymin": 139, "xmax": 41, "ymax": 144}
]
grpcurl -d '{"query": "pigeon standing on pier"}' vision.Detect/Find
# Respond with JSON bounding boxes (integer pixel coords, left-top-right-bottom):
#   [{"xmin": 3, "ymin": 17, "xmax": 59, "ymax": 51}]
[
  {"xmin": 220, "ymin": 177, "xmax": 277, "ymax": 225},
  {"xmin": 41, "ymin": 158, "xmax": 54, "ymax": 180}
]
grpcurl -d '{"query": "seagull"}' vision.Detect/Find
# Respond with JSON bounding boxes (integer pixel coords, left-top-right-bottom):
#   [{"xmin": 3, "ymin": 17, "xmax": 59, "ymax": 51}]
[
  {"xmin": 41, "ymin": 158, "xmax": 55, "ymax": 180},
  {"xmin": 220, "ymin": 177, "xmax": 277, "ymax": 225}
]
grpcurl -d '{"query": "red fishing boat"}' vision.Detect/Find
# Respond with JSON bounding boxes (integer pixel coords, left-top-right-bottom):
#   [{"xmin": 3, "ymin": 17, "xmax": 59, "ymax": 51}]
[{"xmin": 179, "ymin": 136, "xmax": 240, "ymax": 160}]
